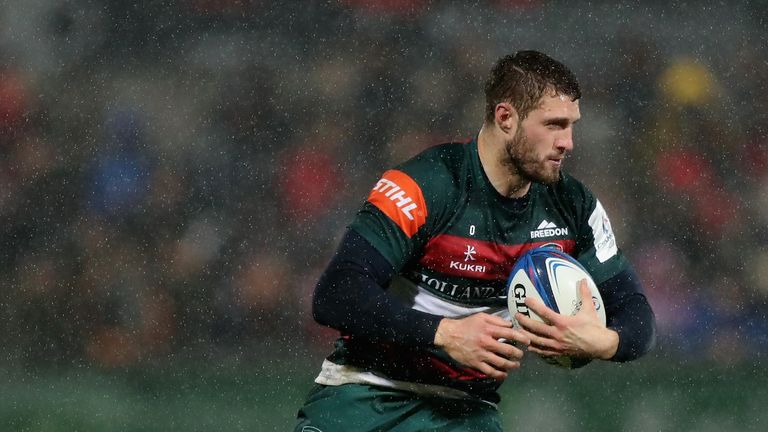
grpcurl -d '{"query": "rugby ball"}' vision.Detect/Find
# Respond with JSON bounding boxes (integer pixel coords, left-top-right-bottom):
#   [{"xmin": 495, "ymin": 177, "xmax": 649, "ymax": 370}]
[{"xmin": 506, "ymin": 246, "xmax": 606, "ymax": 368}]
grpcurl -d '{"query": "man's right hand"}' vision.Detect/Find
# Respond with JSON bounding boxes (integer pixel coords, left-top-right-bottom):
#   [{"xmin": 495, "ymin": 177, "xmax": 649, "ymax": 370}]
[{"xmin": 433, "ymin": 313, "xmax": 530, "ymax": 380}]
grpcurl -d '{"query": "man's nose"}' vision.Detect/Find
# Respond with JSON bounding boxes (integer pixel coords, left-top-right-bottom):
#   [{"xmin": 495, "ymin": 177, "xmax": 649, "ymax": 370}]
[{"xmin": 555, "ymin": 131, "xmax": 573, "ymax": 152}]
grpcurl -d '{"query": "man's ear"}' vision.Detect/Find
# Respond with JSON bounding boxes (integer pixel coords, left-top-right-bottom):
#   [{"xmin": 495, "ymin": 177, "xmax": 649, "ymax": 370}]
[{"xmin": 495, "ymin": 102, "xmax": 519, "ymax": 134}]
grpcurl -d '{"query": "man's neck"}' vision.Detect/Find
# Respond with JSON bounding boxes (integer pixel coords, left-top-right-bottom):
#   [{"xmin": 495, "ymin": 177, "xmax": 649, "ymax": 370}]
[{"xmin": 477, "ymin": 125, "xmax": 531, "ymax": 198}]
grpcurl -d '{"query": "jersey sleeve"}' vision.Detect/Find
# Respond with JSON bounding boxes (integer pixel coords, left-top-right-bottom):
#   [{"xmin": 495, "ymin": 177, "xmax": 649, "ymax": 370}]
[
  {"xmin": 350, "ymin": 169, "xmax": 426, "ymax": 270},
  {"xmin": 350, "ymin": 145, "xmax": 463, "ymax": 272},
  {"xmin": 560, "ymin": 175, "xmax": 629, "ymax": 284}
]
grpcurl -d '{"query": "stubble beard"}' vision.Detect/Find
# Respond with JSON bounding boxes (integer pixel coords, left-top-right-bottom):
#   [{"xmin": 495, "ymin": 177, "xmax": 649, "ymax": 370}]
[{"xmin": 503, "ymin": 128, "xmax": 561, "ymax": 185}]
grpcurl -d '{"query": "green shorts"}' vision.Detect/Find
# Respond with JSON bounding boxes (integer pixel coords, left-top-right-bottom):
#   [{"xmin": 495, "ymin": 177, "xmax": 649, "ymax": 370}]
[{"xmin": 294, "ymin": 383, "xmax": 502, "ymax": 432}]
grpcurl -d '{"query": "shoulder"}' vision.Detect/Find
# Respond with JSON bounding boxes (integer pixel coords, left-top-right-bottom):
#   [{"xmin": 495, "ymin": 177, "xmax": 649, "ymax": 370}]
[
  {"xmin": 552, "ymin": 172, "xmax": 594, "ymax": 200},
  {"xmin": 386, "ymin": 141, "xmax": 471, "ymax": 202},
  {"xmin": 364, "ymin": 142, "xmax": 470, "ymax": 237},
  {"xmin": 537, "ymin": 172, "xmax": 604, "ymax": 235},
  {"xmin": 396, "ymin": 142, "xmax": 470, "ymax": 184},
  {"xmin": 545, "ymin": 172, "xmax": 598, "ymax": 214},
  {"xmin": 548, "ymin": 173, "xmax": 623, "ymax": 268}
]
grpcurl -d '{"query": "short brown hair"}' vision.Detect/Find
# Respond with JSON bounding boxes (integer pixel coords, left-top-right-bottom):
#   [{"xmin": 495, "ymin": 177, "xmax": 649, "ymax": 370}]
[{"xmin": 484, "ymin": 50, "xmax": 581, "ymax": 123}]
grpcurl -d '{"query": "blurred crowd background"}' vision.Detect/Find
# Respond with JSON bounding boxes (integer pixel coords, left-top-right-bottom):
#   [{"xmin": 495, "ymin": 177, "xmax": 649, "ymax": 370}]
[{"xmin": 1, "ymin": 0, "xmax": 768, "ymax": 373}]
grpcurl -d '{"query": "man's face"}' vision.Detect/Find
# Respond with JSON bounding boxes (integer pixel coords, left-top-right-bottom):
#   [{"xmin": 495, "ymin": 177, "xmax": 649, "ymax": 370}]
[{"xmin": 504, "ymin": 94, "xmax": 580, "ymax": 184}]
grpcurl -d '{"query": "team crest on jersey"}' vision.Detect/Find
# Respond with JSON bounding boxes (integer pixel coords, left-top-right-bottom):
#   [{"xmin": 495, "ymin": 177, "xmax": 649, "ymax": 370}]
[{"xmin": 539, "ymin": 242, "xmax": 564, "ymax": 251}]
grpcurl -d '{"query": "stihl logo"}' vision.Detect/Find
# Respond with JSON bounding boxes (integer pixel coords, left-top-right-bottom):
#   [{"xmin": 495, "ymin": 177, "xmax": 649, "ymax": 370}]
[
  {"xmin": 368, "ymin": 170, "xmax": 427, "ymax": 238},
  {"xmin": 373, "ymin": 178, "xmax": 418, "ymax": 220}
]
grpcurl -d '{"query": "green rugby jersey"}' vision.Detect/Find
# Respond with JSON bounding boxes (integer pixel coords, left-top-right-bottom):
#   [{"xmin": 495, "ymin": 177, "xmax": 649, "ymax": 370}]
[{"xmin": 315, "ymin": 139, "xmax": 628, "ymax": 403}]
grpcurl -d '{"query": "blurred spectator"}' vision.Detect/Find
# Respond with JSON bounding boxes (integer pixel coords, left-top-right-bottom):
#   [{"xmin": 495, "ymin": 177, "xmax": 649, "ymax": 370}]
[
  {"xmin": 341, "ymin": 0, "xmax": 432, "ymax": 16},
  {"xmin": 2, "ymin": 0, "xmax": 768, "ymax": 370},
  {"xmin": 0, "ymin": 68, "xmax": 27, "ymax": 133},
  {"xmin": 85, "ymin": 107, "xmax": 153, "ymax": 222},
  {"xmin": 276, "ymin": 132, "xmax": 345, "ymax": 225}
]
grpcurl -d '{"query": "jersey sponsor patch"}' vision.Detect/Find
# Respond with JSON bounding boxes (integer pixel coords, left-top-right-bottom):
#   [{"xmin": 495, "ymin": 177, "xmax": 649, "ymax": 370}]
[
  {"xmin": 530, "ymin": 219, "xmax": 569, "ymax": 239},
  {"xmin": 368, "ymin": 170, "xmax": 427, "ymax": 238},
  {"xmin": 588, "ymin": 200, "xmax": 618, "ymax": 262},
  {"xmin": 418, "ymin": 234, "xmax": 576, "ymax": 282}
]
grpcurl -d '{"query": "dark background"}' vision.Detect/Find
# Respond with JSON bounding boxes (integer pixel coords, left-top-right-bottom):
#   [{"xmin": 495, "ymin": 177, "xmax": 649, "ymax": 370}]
[{"xmin": 1, "ymin": 1, "xmax": 767, "ymax": 430}]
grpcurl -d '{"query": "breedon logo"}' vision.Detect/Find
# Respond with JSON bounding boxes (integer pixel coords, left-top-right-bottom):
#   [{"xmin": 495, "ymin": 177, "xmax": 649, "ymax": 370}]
[{"xmin": 530, "ymin": 220, "xmax": 568, "ymax": 239}]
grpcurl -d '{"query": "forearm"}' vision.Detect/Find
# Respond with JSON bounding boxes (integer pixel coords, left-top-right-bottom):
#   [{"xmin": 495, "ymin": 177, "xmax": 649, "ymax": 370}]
[
  {"xmin": 312, "ymin": 229, "xmax": 443, "ymax": 346},
  {"xmin": 606, "ymin": 293, "xmax": 656, "ymax": 361},
  {"xmin": 599, "ymin": 265, "xmax": 657, "ymax": 362}
]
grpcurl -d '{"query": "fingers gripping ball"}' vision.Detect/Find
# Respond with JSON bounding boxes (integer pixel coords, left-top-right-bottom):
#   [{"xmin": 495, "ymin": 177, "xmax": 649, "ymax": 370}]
[{"xmin": 506, "ymin": 246, "xmax": 606, "ymax": 368}]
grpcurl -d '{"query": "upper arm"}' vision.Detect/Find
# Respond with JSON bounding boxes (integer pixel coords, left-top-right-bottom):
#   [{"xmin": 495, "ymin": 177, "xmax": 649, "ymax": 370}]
[
  {"xmin": 350, "ymin": 169, "xmax": 430, "ymax": 271},
  {"xmin": 350, "ymin": 150, "xmax": 461, "ymax": 272}
]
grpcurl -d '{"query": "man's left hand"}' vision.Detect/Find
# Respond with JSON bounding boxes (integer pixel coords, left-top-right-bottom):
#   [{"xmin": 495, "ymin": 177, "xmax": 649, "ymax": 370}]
[{"xmin": 514, "ymin": 279, "xmax": 618, "ymax": 360}]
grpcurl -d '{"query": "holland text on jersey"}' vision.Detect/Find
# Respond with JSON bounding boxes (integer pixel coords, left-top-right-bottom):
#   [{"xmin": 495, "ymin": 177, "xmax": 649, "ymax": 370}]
[{"xmin": 416, "ymin": 272, "xmax": 500, "ymax": 300}]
